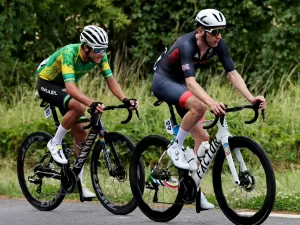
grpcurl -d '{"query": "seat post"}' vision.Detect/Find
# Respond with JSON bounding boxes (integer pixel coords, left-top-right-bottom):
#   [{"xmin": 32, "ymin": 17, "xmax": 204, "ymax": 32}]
[
  {"xmin": 167, "ymin": 103, "xmax": 178, "ymax": 126},
  {"xmin": 50, "ymin": 104, "xmax": 60, "ymax": 129}
]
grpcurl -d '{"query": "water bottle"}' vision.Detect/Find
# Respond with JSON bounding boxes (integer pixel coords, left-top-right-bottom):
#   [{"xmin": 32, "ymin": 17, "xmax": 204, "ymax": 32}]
[{"xmin": 197, "ymin": 141, "xmax": 210, "ymax": 163}]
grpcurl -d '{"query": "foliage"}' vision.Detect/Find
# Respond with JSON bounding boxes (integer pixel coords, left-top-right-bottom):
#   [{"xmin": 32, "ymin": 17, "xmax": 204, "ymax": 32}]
[
  {"xmin": 0, "ymin": 0, "xmax": 130, "ymax": 99},
  {"xmin": 114, "ymin": 0, "xmax": 300, "ymax": 91},
  {"xmin": 1, "ymin": 0, "xmax": 300, "ymax": 96}
]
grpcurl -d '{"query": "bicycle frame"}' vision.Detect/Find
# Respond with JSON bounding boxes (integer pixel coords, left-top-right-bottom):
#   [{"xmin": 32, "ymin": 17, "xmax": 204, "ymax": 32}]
[
  {"xmin": 39, "ymin": 101, "xmax": 123, "ymax": 179},
  {"xmin": 73, "ymin": 115, "xmax": 122, "ymax": 177},
  {"xmin": 194, "ymin": 117, "xmax": 247, "ymax": 187},
  {"xmin": 153, "ymin": 101, "xmax": 249, "ymax": 189}
]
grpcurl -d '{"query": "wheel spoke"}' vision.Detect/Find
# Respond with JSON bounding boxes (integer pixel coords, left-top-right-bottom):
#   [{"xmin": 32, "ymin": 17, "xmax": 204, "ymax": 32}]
[{"xmin": 17, "ymin": 132, "xmax": 65, "ymax": 211}]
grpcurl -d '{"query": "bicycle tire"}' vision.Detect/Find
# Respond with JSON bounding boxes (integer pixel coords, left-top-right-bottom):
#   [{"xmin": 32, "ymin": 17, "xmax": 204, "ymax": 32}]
[
  {"xmin": 17, "ymin": 132, "xmax": 65, "ymax": 211},
  {"xmin": 130, "ymin": 135, "xmax": 184, "ymax": 222},
  {"xmin": 90, "ymin": 132, "xmax": 144, "ymax": 215},
  {"xmin": 213, "ymin": 136, "xmax": 276, "ymax": 225}
]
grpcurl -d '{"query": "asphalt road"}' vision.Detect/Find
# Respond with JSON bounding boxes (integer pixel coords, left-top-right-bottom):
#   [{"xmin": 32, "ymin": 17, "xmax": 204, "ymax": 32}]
[{"xmin": 0, "ymin": 199, "xmax": 299, "ymax": 225}]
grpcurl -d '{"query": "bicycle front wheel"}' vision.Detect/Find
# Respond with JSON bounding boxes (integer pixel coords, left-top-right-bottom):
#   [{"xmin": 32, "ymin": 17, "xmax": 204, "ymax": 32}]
[
  {"xmin": 213, "ymin": 136, "xmax": 276, "ymax": 225},
  {"xmin": 130, "ymin": 135, "xmax": 184, "ymax": 222},
  {"xmin": 17, "ymin": 132, "xmax": 65, "ymax": 211},
  {"xmin": 90, "ymin": 132, "xmax": 143, "ymax": 215}
]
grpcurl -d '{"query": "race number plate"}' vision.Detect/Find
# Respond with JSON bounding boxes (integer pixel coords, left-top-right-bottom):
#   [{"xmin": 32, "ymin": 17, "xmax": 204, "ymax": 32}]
[
  {"xmin": 164, "ymin": 118, "xmax": 174, "ymax": 134},
  {"xmin": 44, "ymin": 105, "xmax": 52, "ymax": 118}
]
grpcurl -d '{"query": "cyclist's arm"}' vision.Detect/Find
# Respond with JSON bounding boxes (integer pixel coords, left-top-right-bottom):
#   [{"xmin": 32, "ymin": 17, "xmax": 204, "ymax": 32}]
[
  {"xmin": 185, "ymin": 77, "xmax": 216, "ymax": 107},
  {"xmin": 227, "ymin": 70, "xmax": 255, "ymax": 103},
  {"xmin": 106, "ymin": 77, "xmax": 126, "ymax": 101},
  {"xmin": 217, "ymin": 39, "xmax": 255, "ymax": 104},
  {"xmin": 65, "ymin": 82, "xmax": 93, "ymax": 107},
  {"xmin": 99, "ymin": 54, "xmax": 126, "ymax": 101}
]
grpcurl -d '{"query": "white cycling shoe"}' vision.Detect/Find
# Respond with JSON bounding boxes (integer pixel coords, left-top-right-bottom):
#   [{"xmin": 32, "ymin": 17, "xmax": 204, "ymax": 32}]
[
  {"xmin": 82, "ymin": 184, "xmax": 96, "ymax": 198},
  {"xmin": 200, "ymin": 192, "xmax": 214, "ymax": 209},
  {"xmin": 47, "ymin": 140, "xmax": 68, "ymax": 164},
  {"xmin": 167, "ymin": 141, "xmax": 190, "ymax": 170}
]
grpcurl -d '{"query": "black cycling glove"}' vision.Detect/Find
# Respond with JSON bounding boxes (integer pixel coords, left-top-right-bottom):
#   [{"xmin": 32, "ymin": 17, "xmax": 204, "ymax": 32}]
[
  {"xmin": 122, "ymin": 98, "xmax": 137, "ymax": 108},
  {"xmin": 89, "ymin": 101, "xmax": 103, "ymax": 113}
]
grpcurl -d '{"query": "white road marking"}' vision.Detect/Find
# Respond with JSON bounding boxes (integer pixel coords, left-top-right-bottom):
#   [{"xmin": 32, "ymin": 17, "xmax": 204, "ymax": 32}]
[{"xmin": 239, "ymin": 212, "xmax": 300, "ymax": 219}]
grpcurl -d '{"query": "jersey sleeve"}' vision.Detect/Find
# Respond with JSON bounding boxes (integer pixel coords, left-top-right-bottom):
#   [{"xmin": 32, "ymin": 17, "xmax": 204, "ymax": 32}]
[
  {"xmin": 61, "ymin": 48, "xmax": 76, "ymax": 83},
  {"xmin": 217, "ymin": 39, "xmax": 235, "ymax": 73},
  {"xmin": 178, "ymin": 42, "xmax": 196, "ymax": 78},
  {"xmin": 99, "ymin": 53, "xmax": 113, "ymax": 79}
]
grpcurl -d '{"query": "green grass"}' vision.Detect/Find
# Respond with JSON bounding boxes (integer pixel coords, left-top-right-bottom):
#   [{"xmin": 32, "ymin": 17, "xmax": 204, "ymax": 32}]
[{"xmin": 1, "ymin": 67, "xmax": 300, "ymax": 212}]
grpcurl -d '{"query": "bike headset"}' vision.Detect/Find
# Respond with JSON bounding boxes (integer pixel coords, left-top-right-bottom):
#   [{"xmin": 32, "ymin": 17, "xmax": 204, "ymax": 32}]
[
  {"xmin": 194, "ymin": 9, "xmax": 226, "ymax": 48},
  {"xmin": 79, "ymin": 25, "xmax": 109, "ymax": 62}
]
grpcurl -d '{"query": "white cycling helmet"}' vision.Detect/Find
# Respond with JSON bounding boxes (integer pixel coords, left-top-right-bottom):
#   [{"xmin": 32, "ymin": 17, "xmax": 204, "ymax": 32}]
[
  {"xmin": 195, "ymin": 9, "xmax": 226, "ymax": 28},
  {"xmin": 80, "ymin": 25, "xmax": 108, "ymax": 48}
]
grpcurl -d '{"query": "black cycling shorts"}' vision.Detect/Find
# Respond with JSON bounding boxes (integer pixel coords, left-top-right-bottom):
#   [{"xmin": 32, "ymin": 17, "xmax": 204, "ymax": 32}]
[
  {"xmin": 37, "ymin": 77, "xmax": 72, "ymax": 115},
  {"xmin": 152, "ymin": 72, "xmax": 193, "ymax": 118}
]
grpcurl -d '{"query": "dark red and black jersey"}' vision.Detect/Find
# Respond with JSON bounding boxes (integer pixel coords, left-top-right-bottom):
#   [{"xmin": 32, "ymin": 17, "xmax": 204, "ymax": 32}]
[{"xmin": 156, "ymin": 30, "xmax": 235, "ymax": 81}]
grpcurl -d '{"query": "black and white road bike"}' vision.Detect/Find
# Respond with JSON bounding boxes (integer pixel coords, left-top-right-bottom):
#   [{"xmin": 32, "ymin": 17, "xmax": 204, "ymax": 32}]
[
  {"xmin": 130, "ymin": 100, "xmax": 276, "ymax": 225},
  {"xmin": 17, "ymin": 99, "xmax": 144, "ymax": 215}
]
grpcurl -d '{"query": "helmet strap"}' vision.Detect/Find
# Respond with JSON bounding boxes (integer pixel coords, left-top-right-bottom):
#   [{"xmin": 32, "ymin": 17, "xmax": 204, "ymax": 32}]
[
  {"xmin": 203, "ymin": 32, "xmax": 212, "ymax": 48},
  {"xmin": 80, "ymin": 44, "xmax": 93, "ymax": 62},
  {"xmin": 85, "ymin": 46, "xmax": 93, "ymax": 62}
]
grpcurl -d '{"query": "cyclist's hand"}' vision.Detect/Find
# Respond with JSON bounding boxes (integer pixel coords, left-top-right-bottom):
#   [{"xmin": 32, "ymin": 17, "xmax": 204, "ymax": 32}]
[
  {"xmin": 250, "ymin": 96, "xmax": 266, "ymax": 110},
  {"xmin": 210, "ymin": 101, "xmax": 226, "ymax": 116},
  {"xmin": 122, "ymin": 98, "xmax": 138, "ymax": 111},
  {"xmin": 90, "ymin": 101, "xmax": 105, "ymax": 113}
]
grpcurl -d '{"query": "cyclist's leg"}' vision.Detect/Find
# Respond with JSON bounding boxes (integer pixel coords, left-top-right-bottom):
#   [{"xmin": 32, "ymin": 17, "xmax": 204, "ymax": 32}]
[
  {"xmin": 152, "ymin": 73, "xmax": 206, "ymax": 169},
  {"xmin": 176, "ymin": 105, "xmax": 214, "ymax": 209},
  {"xmin": 37, "ymin": 77, "xmax": 84, "ymax": 164},
  {"xmin": 174, "ymin": 89, "xmax": 208, "ymax": 147},
  {"xmin": 70, "ymin": 124, "xmax": 95, "ymax": 198},
  {"xmin": 175, "ymin": 105, "xmax": 209, "ymax": 153},
  {"xmin": 60, "ymin": 100, "xmax": 93, "ymax": 197},
  {"xmin": 153, "ymin": 74, "xmax": 213, "ymax": 208}
]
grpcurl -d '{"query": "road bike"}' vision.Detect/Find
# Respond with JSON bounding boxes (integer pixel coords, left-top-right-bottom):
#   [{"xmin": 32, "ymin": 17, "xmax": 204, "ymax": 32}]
[
  {"xmin": 130, "ymin": 100, "xmax": 276, "ymax": 225},
  {"xmin": 17, "ymin": 99, "xmax": 143, "ymax": 215}
]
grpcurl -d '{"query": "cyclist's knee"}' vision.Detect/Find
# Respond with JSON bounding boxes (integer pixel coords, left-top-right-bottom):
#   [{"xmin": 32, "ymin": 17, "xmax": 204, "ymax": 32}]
[
  {"xmin": 72, "ymin": 123, "xmax": 88, "ymax": 134},
  {"xmin": 189, "ymin": 106, "xmax": 207, "ymax": 118},
  {"xmin": 187, "ymin": 100, "xmax": 207, "ymax": 116},
  {"xmin": 68, "ymin": 100, "xmax": 86, "ymax": 114},
  {"xmin": 202, "ymin": 132, "xmax": 210, "ymax": 142}
]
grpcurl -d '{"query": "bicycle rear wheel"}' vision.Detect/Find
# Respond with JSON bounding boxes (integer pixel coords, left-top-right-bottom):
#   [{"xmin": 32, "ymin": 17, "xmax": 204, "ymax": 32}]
[
  {"xmin": 130, "ymin": 135, "xmax": 184, "ymax": 222},
  {"xmin": 90, "ymin": 132, "xmax": 144, "ymax": 215},
  {"xmin": 17, "ymin": 132, "xmax": 65, "ymax": 211},
  {"xmin": 213, "ymin": 136, "xmax": 276, "ymax": 225}
]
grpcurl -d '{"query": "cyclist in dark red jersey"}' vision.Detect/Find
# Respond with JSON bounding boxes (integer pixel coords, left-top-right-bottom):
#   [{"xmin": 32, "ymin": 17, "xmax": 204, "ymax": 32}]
[{"xmin": 152, "ymin": 9, "xmax": 266, "ymax": 209}]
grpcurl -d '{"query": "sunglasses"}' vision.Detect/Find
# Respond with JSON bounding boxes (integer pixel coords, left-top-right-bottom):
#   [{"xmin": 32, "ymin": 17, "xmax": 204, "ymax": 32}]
[
  {"xmin": 204, "ymin": 28, "xmax": 225, "ymax": 37},
  {"xmin": 92, "ymin": 47, "xmax": 107, "ymax": 54}
]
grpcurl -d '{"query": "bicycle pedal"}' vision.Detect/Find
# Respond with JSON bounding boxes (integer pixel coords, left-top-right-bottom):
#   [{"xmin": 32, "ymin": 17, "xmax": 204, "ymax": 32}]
[
  {"xmin": 197, "ymin": 207, "xmax": 209, "ymax": 213},
  {"xmin": 81, "ymin": 197, "xmax": 94, "ymax": 202}
]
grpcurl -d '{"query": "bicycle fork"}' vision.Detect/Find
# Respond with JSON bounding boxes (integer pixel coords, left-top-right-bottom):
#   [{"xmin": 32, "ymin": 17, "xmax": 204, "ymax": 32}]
[{"xmin": 217, "ymin": 117, "xmax": 247, "ymax": 186}]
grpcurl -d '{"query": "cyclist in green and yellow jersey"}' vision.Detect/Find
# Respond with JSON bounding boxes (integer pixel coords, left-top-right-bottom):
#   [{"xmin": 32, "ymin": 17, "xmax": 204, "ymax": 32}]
[{"xmin": 36, "ymin": 25, "xmax": 138, "ymax": 198}]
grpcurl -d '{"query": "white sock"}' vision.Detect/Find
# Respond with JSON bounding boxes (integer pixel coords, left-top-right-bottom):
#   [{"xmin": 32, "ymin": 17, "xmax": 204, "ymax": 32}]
[
  {"xmin": 51, "ymin": 125, "xmax": 68, "ymax": 145},
  {"xmin": 175, "ymin": 127, "xmax": 189, "ymax": 146},
  {"xmin": 78, "ymin": 165, "xmax": 84, "ymax": 184}
]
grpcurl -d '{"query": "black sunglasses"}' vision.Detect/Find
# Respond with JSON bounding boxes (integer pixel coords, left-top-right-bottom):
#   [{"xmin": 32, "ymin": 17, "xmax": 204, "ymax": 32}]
[{"xmin": 92, "ymin": 47, "xmax": 107, "ymax": 54}]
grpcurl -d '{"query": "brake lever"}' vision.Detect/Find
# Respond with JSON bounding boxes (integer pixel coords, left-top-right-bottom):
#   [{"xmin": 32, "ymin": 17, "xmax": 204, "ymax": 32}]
[
  {"xmin": 135, "ymin": 108, "xmax": 140, "ymax": 120},
  {"xmin": 261, "ymin": 109, "xmax": 265, "ymax": 122}
]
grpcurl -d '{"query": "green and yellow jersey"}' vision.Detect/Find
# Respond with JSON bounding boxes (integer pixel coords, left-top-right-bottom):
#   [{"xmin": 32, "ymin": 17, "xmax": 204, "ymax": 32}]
[{"xmin": 37, "ymin": 43, "xmax": 113, "ymax": 84}]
